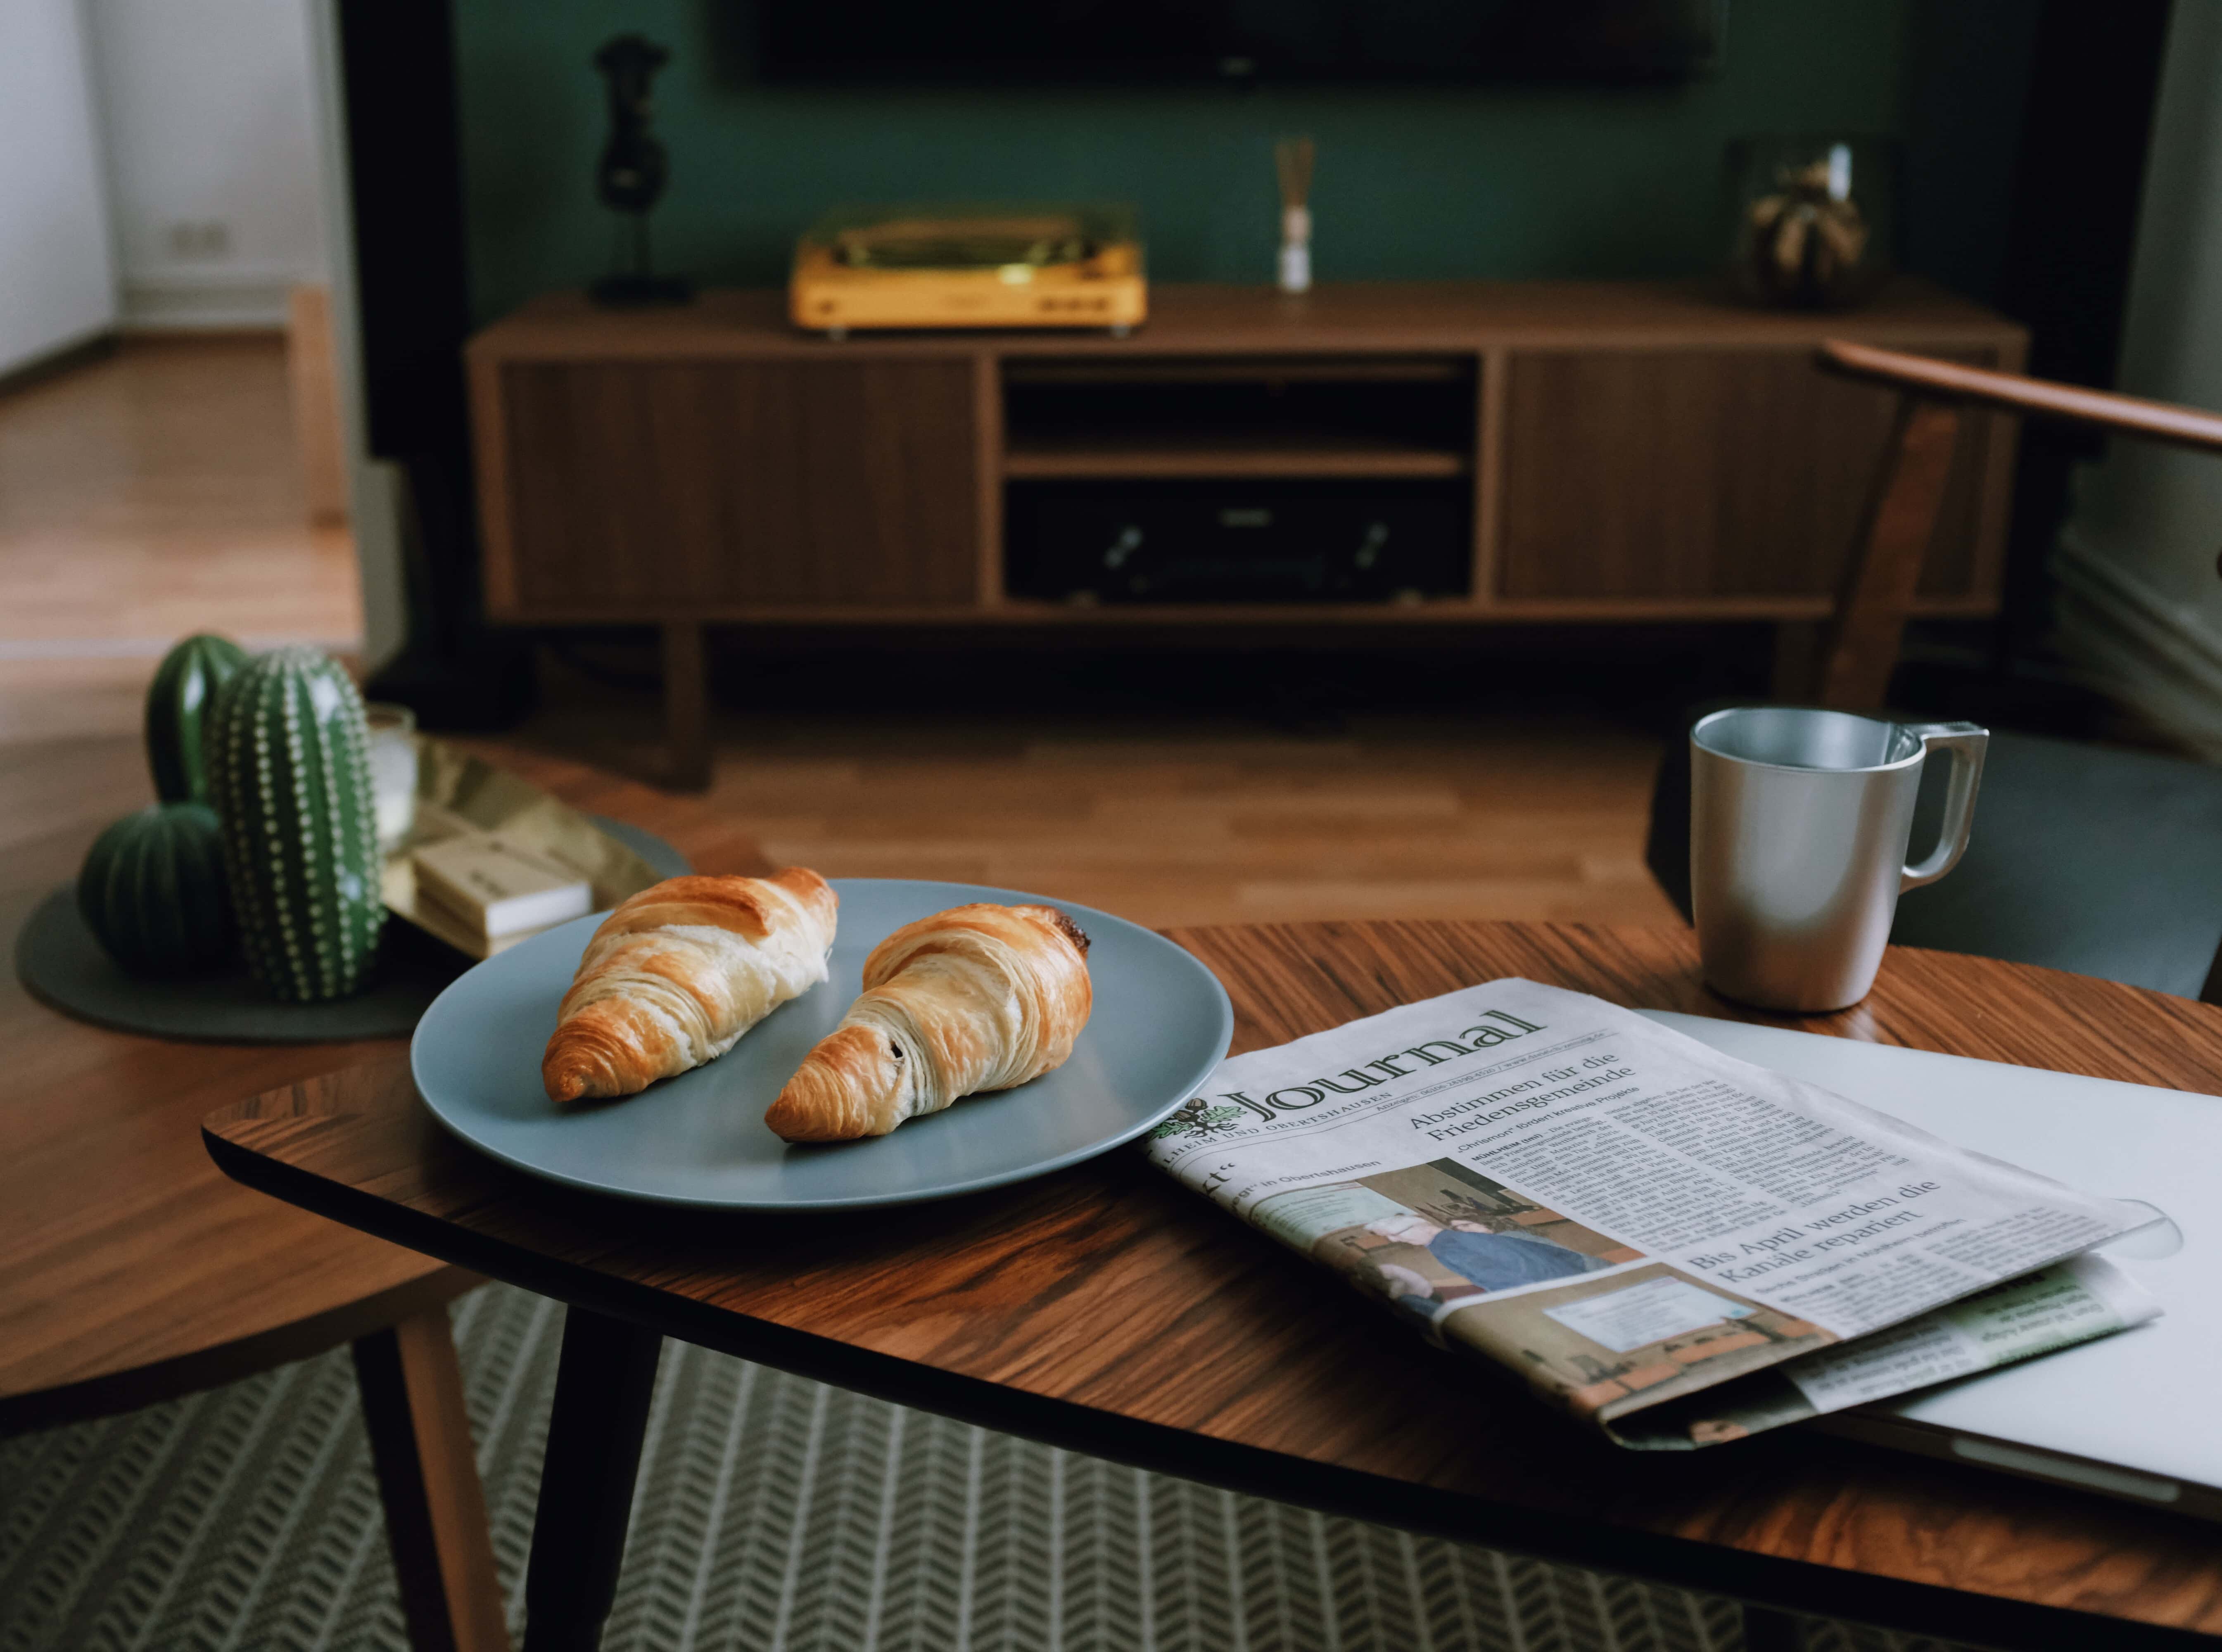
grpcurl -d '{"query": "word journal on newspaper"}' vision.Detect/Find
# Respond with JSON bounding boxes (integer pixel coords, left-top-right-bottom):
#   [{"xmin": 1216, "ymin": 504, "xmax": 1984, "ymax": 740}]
[{"xmin": 1146, "ymin": 978, "xmax": 2161, "ymax": 1448}]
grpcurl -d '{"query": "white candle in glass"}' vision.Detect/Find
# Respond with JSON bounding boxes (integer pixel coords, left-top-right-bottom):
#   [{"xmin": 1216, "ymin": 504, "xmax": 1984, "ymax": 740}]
[{"xmin": 362, "ymin": 702, "xmax": 419, "ymax": 852}]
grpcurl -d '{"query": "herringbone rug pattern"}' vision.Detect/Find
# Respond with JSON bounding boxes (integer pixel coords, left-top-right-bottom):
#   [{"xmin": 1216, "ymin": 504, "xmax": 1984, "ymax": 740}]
[{"xmin": 1, "ymin": 1285, "xmax": 1974, "ymax": 1652}]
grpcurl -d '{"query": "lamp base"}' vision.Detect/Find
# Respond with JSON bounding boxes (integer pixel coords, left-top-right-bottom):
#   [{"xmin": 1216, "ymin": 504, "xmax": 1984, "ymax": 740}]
[{"xmin": 589, "ymin": 273, "xmax": 694, "ymax": 308}]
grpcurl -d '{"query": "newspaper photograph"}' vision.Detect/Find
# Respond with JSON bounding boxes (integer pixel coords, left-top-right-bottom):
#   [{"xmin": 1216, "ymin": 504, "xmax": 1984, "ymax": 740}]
[{"xmin": 1147, "ymin": 979, "xmax": 2163, "ymax": 1448}]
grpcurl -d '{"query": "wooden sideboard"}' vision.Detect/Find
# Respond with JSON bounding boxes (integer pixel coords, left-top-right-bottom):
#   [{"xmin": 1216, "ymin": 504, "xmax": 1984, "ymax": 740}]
[{"xmin": 466, "ymin": 279, "xmax": 2027, "ymax": 783}]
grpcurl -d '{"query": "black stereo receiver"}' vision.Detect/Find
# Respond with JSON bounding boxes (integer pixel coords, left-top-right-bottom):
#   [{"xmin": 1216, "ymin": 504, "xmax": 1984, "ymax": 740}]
[{"xmin": 1006, "ymin": 480, "xmax": 1470, "ymax": 604}]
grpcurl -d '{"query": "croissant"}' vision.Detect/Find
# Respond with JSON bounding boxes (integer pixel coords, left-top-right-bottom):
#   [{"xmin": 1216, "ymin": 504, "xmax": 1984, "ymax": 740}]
[
  {"xmin": 541, "ymin": 869, "xmax": 837, "ymax": 1104},
  {"xmin": 765, "ymin": 902, "xmax": 1092, "ymax": 1142}
]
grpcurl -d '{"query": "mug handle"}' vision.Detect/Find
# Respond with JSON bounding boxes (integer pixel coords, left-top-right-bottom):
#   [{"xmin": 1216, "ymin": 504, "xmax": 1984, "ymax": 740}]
[{"xmin": 1901, "ymin": 722, "xmax": 1988, "ymax": 890}]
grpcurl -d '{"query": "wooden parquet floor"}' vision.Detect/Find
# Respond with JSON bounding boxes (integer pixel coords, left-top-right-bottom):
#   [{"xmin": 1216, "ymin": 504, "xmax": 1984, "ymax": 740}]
[
  {"xmin": 498, "ymin": 657, "xmax": 1683, "ymax": 928},
  {"xmin": 0, "ymin": 337, "xmax": 359, "ymax": 650},
  {"xmin": 712, "ymin": 718, "xmax": 1679, "ymax": 928},
  {"xmin": 0, "ymin": 339, "xmax": 1681, "ymax": 933}
]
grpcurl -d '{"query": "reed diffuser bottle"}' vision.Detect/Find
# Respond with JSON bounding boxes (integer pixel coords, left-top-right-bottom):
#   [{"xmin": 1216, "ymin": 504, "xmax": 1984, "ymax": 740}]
[{"xmin": 1276, "ymin": 136, "xmax": 1315, "ymax": 294}]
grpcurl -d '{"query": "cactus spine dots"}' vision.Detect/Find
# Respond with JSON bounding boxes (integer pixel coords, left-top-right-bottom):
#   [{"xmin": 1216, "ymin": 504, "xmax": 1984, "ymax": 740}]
[{"xmin": 206, "ymin": 647, "xmax": 386, "ymax": 1002}]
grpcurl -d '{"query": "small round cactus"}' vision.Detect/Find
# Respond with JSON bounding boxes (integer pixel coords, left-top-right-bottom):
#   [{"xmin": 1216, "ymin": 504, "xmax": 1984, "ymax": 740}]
[{"xmin": 77, "ymin": 803, "xmax": 234, "ymax": 976}]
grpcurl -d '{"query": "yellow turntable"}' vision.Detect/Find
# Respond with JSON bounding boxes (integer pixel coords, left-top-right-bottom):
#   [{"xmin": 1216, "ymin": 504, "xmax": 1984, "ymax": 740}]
[{"xmin": 789, "ymin": 204, "xmax": 1146, "ymax": 335}]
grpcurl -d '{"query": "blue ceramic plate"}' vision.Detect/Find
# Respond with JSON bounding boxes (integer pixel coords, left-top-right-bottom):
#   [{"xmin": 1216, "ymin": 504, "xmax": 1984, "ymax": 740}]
[{"xmin": 409, "ymin": 878, "xmax": 1233, "ymax": 1210}]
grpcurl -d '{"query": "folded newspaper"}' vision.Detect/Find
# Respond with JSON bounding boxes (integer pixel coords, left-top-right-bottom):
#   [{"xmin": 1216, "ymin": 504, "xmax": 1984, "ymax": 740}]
[{"xmin": 1146, "ymin": 979, "xmax": 2163, "ymax": 1449}]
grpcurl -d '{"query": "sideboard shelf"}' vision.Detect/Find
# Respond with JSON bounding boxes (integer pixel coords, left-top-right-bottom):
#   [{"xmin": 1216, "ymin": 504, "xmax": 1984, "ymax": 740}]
[
  {"xmin": 466, "ymin": 278, "xmax": 2027, "ymax": 785},
  {"xmin": 1002, "ymin": 434, "xmax": 1471, "ymax": 479}
]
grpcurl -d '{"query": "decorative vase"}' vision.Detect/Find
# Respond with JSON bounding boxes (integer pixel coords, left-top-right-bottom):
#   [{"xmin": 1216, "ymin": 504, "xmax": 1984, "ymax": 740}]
[
  {"xmin": 1726, "ymin": 135, "xmax": 1897, "ymax": 309},
  {"xmin": 145, "ymin": 632, "xmax": 250, "ymax": 805},
  {"xmin": 205, "ymin": 646, "xmax": 386, "ymax": 1003},
  {"xmin": 77, "ymin": 803, "xmax": 235, "ymax": 976}
]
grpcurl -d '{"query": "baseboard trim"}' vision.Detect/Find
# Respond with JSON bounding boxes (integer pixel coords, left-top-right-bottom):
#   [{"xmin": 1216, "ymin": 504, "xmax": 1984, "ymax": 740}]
[
  {"xmin": 120, "ymin": 274, "xmax": 297, "ymax": 332},
  {"xmin": 2053, "ymin": 527, "xmax": 2222, "ymax": 758}
]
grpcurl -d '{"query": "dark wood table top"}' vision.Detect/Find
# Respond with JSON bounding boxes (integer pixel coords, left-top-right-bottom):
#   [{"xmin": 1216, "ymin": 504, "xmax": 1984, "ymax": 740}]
[
  {"xmin": 204, "ymin": 920, "xmax": 2222, "ymax": 1650},
  {"xmin": 1, "ymin": 741, "xmax": 770, "ymax": 1431}
]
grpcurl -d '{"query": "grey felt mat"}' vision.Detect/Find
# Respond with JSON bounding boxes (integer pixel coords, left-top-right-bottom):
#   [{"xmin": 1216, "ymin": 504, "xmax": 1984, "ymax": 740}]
[
  {"xmin": 13, "ymin": 817, "xmax": 686, "ymax": 1044},
  {"xmin": 0, "ymin": 1284, "xmax": 1976, "ymax": 1652}
]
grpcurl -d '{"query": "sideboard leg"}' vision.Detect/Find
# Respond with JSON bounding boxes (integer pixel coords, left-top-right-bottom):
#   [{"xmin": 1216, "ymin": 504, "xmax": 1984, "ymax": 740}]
[
  {"xmin": 662, "ymin": 621, "xmax": 710, "ymax": 792},
  {"xmin": 354, "ymin": 1308, "xmax": 513, "ymax": 1652},
  {"xmin": 1740, "ymin": 1604, "xmax": 1807, "ymax": 1651},
  {"xmin": 522, "ymin": 1308, "xmax": 663, "ymax": 1652}
]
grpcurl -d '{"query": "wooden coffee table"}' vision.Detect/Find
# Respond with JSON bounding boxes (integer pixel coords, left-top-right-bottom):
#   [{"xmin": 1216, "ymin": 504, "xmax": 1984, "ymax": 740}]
[
  {"xmin": 4, "ymin": 743, "xmax": 769, "ymax": 1652},
  {"xmin": 204, "ymin": 920, "xmax": 2222, "ymax": 1652}
]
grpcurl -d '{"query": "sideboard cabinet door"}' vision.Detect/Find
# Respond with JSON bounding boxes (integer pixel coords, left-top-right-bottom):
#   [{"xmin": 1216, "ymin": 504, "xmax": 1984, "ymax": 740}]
[
  {"xmin": 1496, "ymin": 347, "xmax": 2004, "ymax": 605},
  {"xmin": 492, "ymin": 358, "xmax": 979, "ymax": 614}
]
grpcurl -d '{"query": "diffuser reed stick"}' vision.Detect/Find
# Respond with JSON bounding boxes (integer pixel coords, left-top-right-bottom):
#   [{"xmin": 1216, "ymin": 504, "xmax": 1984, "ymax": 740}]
[{"xmin": 1275, "ymin": 135, "xmax": 1315, "ymax": 294}]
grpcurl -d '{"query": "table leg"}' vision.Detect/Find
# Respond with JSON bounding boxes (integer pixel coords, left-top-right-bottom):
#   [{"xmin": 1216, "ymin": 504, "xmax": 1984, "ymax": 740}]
[
  {"xmin": 662, "ymin": 621, "xmax": 710, "ymax": 792},
  {"xmin": 522, "ymin": 1308, "xmax": 663, "ymax": 1652},
  {"xmin": 353, "ymin": 1308, "xmax": 512, "ymax": 1652},
  {"xmin": 1740, "ymin": 1604, "xmax": 1806, "ymax": 1652}
]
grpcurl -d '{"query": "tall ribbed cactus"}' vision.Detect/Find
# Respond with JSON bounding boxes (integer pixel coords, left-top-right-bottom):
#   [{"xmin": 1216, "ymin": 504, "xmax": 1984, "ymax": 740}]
[{"xmin": 205, "ymin": 647, "xmax": 385, "ymax": 1002}]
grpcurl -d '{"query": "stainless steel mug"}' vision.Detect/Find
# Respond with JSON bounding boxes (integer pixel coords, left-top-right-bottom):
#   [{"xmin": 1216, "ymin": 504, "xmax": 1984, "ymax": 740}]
[{"xmin": 1690, "ymin": 707, "xmax": 1987, "ymax": 1012}]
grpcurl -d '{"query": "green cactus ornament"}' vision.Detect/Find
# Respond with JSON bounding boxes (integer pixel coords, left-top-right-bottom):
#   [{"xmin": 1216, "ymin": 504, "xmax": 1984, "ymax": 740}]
[
  {"xmin": 205, "ymin": 647, "xmax": 386, "ymax": 1002},
  {"xmin": 145, "ymin": 632, "xmax": 249, "ymax": 805},
  {"xmin": 76, "ymin": 803, "xmax": 234, "ymax": 976}
]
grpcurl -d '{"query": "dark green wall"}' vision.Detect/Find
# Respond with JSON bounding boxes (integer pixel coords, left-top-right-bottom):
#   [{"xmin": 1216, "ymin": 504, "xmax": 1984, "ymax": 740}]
[{"xmin": 454, "ymin": 0, "xmax": 2029, "ymax": 326}]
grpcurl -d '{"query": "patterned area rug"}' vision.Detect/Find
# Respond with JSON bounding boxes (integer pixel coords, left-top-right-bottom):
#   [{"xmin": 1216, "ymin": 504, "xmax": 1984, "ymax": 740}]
[{"xmin": 1, "ymin": 1284, "xmax": 1970, "ymax": 1652}]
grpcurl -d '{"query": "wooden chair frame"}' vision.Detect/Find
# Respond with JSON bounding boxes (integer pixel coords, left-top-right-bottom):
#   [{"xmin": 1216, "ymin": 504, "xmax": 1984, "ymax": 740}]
[
  {"xmin": 1799, "ymin": 339, "xmax": 2222, "ymax": 712},
  {"xmin": 1804, "ymin": 339, "xmax": 2222, "ymax": 1008}
]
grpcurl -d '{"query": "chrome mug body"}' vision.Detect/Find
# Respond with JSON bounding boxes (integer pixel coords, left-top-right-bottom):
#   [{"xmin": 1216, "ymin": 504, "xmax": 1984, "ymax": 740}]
[{"xmin": 1690, "ymin": 707, "xmax": 1987, "ymax": 1013}]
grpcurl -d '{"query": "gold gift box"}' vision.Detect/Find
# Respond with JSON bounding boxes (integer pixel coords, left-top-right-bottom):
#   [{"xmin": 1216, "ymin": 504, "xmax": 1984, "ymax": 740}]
[{"xmin": 379, "ymin": 738, "xmax": 663, "ymax": 959}]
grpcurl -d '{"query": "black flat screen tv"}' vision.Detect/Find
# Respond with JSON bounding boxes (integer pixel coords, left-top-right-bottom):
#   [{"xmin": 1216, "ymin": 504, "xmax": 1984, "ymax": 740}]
[{"xmin": 755, "ymin": 1, "xmax": 1726, "ymax": 86}]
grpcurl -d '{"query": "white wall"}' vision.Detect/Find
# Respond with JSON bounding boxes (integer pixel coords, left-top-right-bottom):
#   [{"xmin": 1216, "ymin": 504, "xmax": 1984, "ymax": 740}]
[
  {"xmin": 83, "ymin": 0, "xmax": 325, "ymax": 329},
  {"xmin": 0, "ymin": 0, "xmax": 118, "ymax": 375},
  {"xmin": 2055, "ymin": 2, "xmax": 2222, "ymax": 756}
]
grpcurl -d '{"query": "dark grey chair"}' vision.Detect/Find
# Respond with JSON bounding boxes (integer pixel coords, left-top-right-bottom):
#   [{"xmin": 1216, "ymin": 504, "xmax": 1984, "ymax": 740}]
[{"xmin": 1646, "ymin": 344, "xmax": 2222, "ymax": 1004}]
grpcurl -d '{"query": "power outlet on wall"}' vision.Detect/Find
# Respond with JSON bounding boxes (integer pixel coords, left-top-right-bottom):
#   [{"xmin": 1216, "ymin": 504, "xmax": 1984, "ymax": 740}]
[{"xmin": 166, "ymin": 221, "xmax": 232, "ymax": 261}]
